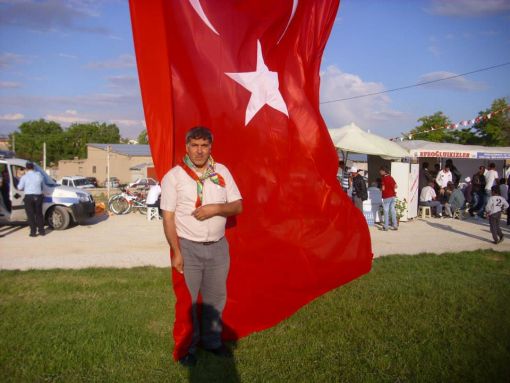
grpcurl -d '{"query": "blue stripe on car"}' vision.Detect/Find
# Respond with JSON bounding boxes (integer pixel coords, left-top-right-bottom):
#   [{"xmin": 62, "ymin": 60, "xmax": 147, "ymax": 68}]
[{"xmin": 43, "ymin": 196, "xmax": 80, "ymax": 204}]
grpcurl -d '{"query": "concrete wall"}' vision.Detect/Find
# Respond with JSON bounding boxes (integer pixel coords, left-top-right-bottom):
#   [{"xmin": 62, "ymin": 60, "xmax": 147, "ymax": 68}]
[{"xmin": 56, "ymin": 146, "xmax": 153, "ymax": 185}]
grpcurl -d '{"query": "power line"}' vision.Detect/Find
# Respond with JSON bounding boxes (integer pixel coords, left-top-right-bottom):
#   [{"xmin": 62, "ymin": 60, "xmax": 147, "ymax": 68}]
[{"xmin": 320, "ymin": 61, "xmax": 510, "ymax": 104}]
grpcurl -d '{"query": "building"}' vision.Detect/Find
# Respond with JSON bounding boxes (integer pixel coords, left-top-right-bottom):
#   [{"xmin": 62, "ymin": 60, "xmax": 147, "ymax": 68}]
[
  {"xmin": 57, "ymin": 144, "xmax": 154, "ymax": 185},
  {"xmin": 0, "ymin": 135, "xmax": 10, "ymax": 151}
]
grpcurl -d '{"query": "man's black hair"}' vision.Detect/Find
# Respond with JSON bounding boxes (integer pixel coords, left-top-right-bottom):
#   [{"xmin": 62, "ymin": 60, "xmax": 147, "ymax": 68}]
[
  {"xmin": 491, "ymin": 185, "xmax": 500, "ymax": 195},
  {"xmin": 26, "ymin": 162, "xmax": 34, "ymax": 170},
  {"xmin": 186, "ymin": 126, "xmax": 213, "ymax": 144},
  {"xmin": 422, "ymin": 162, "xmax": 429, "ymax": 169},
  {"xmin": 489, "ymin": 162, "xmax": 496, "ymax": 169}
]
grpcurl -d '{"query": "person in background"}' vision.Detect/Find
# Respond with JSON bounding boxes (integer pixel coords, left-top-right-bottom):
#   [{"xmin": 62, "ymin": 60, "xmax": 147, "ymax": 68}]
[
  {"xmin": 462, "ymin": 177, "xmax": 473, "ymax": 208},
  {"xmin": 379, "ymin": 166, "xmax": 398, "ymax": 231},
  {"xmin": 432, "ymin": 163, "xmax": 440, "ymax": 179},
  {"xmin": 499, "ymin": 178, "xmax": 508, "ymax": 202},
  {"xmin": 469, "ymin": 166, "xmax": 486, "ymax": 217},
  {"xmin": 445, "ymin": 159, "xmax": 461, "ymax": 187},
  {"xmin": 507, "ymin": 176, "xmax": 510, "ymax": 226},
  {"xmin": 351, "ymin": 167, "xmax": 368, "ymax": 211},
  {"xmin": 504, "ymin": 163, "xmax": 510, "ymax": 180},
  {"xmin": 419, "ymin": 162, "xmax": 434, "ymax": 194},
  {"xmin": 1, "ymin": 168, "xmax": 10, "ymax": 211},
  {"xmin": 146, "ymin": 182, "xmax": 162, "ymax": 214},
  {"xmin": 435, "ymin": 165, "xmax": 452, "ymax": 202},
  {"xmin": 444, "ymin": 182, "xmax": 465, "ymax": 218},
  {"xmin": 0, "ymin": 176, "xmax": 9, "ymax": 216},
  {"xmin": 17, "ymin": 162, "xmax": 45, "ymax": 237},
  {"xmin": 419, "ymin": 180, "xmax": 443, "ymax": 217},
  {"xmin": 485, "ymin": 185, "xmax": 508, "ymax": 244},
  {"xmin": 337, "ymin": 161, "xmax": 345, "ymax": 190},
  {"xmin": 479, "ymin": 162, "xmax": 499, "ymax": 218}
]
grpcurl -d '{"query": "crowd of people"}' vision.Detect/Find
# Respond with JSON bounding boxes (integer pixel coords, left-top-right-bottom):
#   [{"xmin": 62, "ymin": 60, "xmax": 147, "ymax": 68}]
[
  {"xmin": 418, "ymin": 160, "xmax": 509, "ymax": 244},
  {"xmin": 337, "ymin": 161, "xmax": 398, "ymax": 232},
  {"xmin": 337, "ymin": 158, "xmax": 510, "ymax": 244}
]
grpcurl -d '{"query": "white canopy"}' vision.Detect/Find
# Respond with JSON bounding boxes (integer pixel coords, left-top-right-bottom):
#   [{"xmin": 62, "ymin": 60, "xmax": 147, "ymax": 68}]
[
  {"xmin": 328, "ymin": 123, "xmax": 409, "ymax": 159},
  {"xmin": 398, "ymin": 140, "xmax": 510, "ymax": 160}
]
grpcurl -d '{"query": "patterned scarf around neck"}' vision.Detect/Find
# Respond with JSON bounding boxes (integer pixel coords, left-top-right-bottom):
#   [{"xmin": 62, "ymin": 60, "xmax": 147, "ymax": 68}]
[{"xmin": 179, "ymin": 154, "xmax": 226, "ymax": 207}]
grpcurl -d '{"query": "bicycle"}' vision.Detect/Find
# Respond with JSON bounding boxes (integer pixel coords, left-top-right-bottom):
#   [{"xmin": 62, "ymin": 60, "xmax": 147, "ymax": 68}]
[{"xmin": 108, "ymin": 188, "xmax": 147, "ymax": 215}]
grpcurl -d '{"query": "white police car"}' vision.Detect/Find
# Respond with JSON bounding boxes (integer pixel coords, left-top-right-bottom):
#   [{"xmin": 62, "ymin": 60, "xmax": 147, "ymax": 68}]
[{"xmin": 0, "ymin": 156, "xmax": 95, "ymax": 230}]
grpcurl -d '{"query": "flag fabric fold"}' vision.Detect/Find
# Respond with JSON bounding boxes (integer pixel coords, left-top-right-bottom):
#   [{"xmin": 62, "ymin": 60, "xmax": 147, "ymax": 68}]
[{"xmin": 129, "ymin": 0, "xmax": 373, "ymax": 360}]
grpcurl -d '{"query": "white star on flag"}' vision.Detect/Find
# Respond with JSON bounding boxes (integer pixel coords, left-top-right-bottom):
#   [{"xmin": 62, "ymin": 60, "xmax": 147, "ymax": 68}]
[{"xmin": 226, "ymin": 40, "xmax": 289, "ymax": 126}]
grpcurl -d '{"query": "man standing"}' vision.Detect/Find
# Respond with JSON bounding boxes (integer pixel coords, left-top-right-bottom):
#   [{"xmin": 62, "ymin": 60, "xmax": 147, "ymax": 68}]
[
  {"xmin": 485, "ymin": 185, "xmax": 508, "ymax": 244},
  {"xmin": 379, "ymin": 166, "xmax": 398, "ymax": 231},
  {"xmin": 419, "ymin": 162, "xmax": 434, "ymax": 192},
  {"xmin": 469, "ymin": 166, "xmax": 486, "ymax": 216},
  {"xmin": 435, "ymin": 165, "xmax": 452, "ymax": 190},
  {"xmin": 351, "ymin": 167, "xmax": 367, "ymax": 211},
  {"xmin": 160, "ymin": 126, "xmax": 243, "ymax": 366},
  {"xmin": 479, "ymin": 163, "xmax": 499, "ymax": 218},
  {"xmin": 17, "ymin": 162, "xmax": 45, "ymax": 237},
  {"xmin": 337, "ymin": 160, "xmax": 349, "ymax": 192}
]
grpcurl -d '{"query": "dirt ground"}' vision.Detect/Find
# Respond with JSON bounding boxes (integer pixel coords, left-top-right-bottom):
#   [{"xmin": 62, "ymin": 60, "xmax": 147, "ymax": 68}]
[{"xmin": 1, "ymin": 211, "xmax": 509, "ymax": 270}]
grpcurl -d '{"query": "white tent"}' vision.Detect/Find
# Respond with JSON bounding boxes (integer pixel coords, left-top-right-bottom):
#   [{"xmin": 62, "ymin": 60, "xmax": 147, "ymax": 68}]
[
  {"xmin": 328, "ymin": 123, "xmax": 409, "ymax": 159},
  {"xmin": 398, "ymin": 140, "xmax": 510, "ymax": 160}
]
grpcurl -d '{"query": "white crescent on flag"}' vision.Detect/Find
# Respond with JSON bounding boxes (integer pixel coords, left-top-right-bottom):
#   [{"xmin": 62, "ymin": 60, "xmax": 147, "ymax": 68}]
[
  {"xmin": 188, "ymin": 0, "xmax": 219, "ymax": 35},
  {"xmin": 188, "ymin": 0, "xmax": 298, "ymax": 43}
]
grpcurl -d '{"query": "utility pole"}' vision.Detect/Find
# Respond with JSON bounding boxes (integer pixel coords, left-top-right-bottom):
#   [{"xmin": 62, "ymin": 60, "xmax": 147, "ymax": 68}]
[
  {"xmin": 43, "ymin": 142, "xmax": 47, "ymax": 171},
  {"xmin": 12, "ymin": 134, "xmax": 15, "ymax": 153},
  {"xmin": 106, "ymin": 145, "xmax": 111, "ymax": 203}
]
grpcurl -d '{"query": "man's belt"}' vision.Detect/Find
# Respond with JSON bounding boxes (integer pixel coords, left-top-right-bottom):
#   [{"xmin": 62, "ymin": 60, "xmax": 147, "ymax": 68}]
[{"xmin": 184, "ymin": 237, "xmax": 223, "ymax": 246}]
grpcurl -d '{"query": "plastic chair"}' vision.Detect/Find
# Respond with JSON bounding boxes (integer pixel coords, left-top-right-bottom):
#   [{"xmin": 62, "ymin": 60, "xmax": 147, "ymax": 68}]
[
  {"xmin": 147, "ymin": 207, "xmax": 160, "ymax": 221},
  {"xmin": 418, "ymin": 205, "xmax": 432, "ymax": 219}
]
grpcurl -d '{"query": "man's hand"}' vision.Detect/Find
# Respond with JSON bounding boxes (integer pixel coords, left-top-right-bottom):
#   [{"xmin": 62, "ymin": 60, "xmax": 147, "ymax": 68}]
[
  {"xmin": 172, "ymin": 250, "xmax": 184, "ymax": 274},
  {"xmin": 192, "ymin": 204, "xmax": 219, "ymax": 221}
]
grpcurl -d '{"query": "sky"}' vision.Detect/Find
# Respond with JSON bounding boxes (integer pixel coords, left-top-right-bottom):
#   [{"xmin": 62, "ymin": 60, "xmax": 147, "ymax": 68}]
[{"xmin": 0, "ymin": 0, "xmax": 509, "ymax": 140}]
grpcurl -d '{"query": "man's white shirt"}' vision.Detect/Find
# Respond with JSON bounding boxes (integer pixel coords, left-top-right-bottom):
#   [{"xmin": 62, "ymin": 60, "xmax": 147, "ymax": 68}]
[
  {"xmin": 435, "ymin": 170, "xmax": 452, "ymax": 188},
  {"xmin": 160, "ymin": 163, "xmax": 242, "ymax": 242},
  {"xmin": 420, "ymin": 186, "xmax": 436, "ymax": 202},
  {"xmin": 485, "ymin": 169, "xmax": 499, "ymax": 191},
  {"xmin": 486, "ymin": 195, "xmax": 509, "ymax": 215}
]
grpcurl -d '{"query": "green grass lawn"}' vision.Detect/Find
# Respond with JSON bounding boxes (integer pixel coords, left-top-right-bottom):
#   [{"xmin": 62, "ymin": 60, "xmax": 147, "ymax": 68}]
[{"xmin": 1, "ymin": 250, "xmax": 509, "ymax": 383}]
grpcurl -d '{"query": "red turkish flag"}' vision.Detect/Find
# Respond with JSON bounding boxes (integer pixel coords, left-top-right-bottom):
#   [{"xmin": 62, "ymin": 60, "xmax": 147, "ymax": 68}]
[{"xmin": 129, "ymin": 0, "xmax": 372, "ymax": 360}]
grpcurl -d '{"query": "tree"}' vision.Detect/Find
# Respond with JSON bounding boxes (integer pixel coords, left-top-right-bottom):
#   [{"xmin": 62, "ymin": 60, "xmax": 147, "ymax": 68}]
[
  {"xmin": 408, "ymin": 112, "xmax": 455, "ymax": 143},
  {"xmin": 10, "ymin": 119, "xmax": 65, "ymax": 164},
  {"xmin": 64, "ymin": 122, "xmax": 121, "ymax": 159},
  {"xmin": 462, "ymin": 98, "xmax": 510, "ymax": 146},
  {"xmin": 137, "ymin": 129, "xmax": 148, "ymax": 144}
]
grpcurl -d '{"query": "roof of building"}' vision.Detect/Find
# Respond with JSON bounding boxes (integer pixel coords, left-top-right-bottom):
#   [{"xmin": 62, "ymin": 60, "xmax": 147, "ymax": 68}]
[
  {"xmin": 88, "ymin": 143, "xmax": 152, "ymax": 157},
  {"xmin": 130, "ymin": 162, "xmax": 154, "ymax": 170}
]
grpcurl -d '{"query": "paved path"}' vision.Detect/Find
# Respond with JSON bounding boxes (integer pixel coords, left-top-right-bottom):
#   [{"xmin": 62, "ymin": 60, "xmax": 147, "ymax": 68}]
[{"xmin": 1, "ymin": 212, "xmax": 509, "ymax": 270}]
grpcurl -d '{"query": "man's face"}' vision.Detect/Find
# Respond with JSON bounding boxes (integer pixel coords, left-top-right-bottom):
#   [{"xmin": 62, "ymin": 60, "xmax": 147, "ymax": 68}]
[{"xmin": 186, "ymin": 138, "xmax": 212, "ymax": 168}]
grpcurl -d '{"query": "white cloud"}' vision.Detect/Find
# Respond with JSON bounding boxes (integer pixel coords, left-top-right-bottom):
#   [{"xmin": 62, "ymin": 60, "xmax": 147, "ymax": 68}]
[
  {"xmin": 319, "ymin": 65, "xmax": 406, "ymax": 130},
  {"xmin": 0, "ymin": 0, "xmax": 110, "ymax": 34},
  {"xmin": 58, "ymin": 53, "xmax": 77, "ymax": 59},
  {"xmin": 0, "ymin": 113, "xmax": 25, "ymax": 121},
  {"xmin": 0, "ymin": 52, "xmax": 28, "ymax": 69},
  {"xmin": 0, "ymin": 81, "xmax": 22, "ymax": 89},
  {"xmin": 107, "ymin": 75, "xmax": 138, "ymax": 89},
  {"xmin": 86, "ymin": 54, "xmax": 136, "ymax": 69},
  {"xmin": 45, "ymin": 113, "xmax": 90, "ymax": 124},
  {"xmin": 418, "ymin": 71, "xmax": 487, "ymax": 91},
  {"xmin": 429, "ymin": 0, "xmax": 510, "ymax": 16},
  {"xmin": 43, "ymin": 109, "xmax": 145, "ymax": 136}
]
